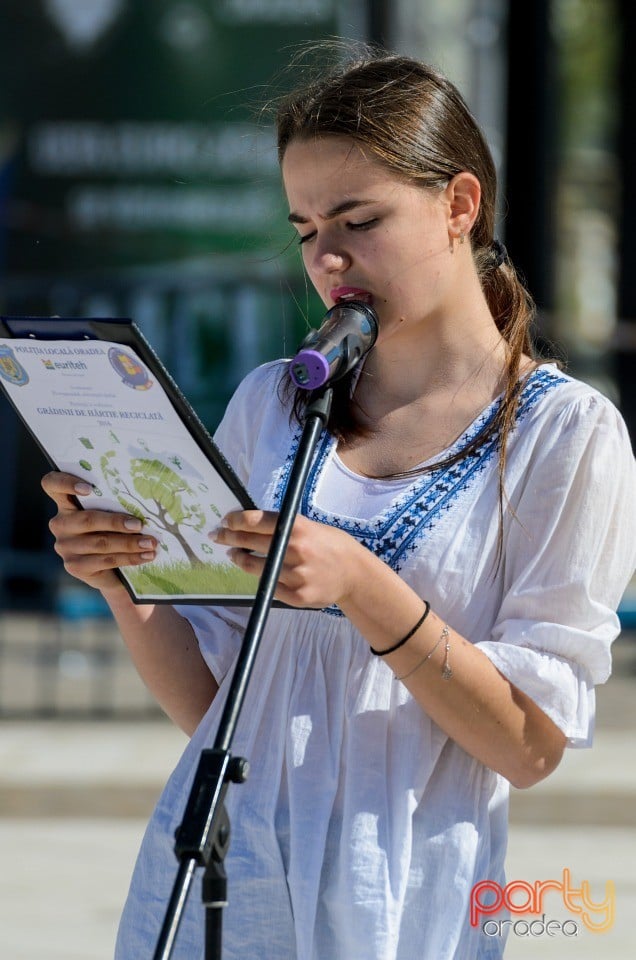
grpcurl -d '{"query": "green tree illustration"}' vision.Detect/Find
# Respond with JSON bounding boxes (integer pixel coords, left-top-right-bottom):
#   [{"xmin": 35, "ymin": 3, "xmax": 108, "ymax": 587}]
[{"xmin": 100, "ymin": 452, "xmax": 206, "ymax": 564}]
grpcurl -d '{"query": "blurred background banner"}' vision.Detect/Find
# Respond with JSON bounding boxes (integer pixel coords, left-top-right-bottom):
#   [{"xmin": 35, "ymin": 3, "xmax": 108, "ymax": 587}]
[
  {"xmin": 0, "ymin": 0, "xmax": 352, "ymax": 607},
  {"xmin": 0, "ymin": 0, "xmax": 634, "ymax": 635},
  {"xmin": 0, "ymin": 0, "xmax": 351, "ymax": 415}
]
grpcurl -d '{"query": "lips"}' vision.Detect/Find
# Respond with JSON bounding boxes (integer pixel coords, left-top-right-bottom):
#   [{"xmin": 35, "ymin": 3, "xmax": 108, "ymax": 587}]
[{"xmin": 331, "ymin": 286, "xmax": 373, "ymax": 306}]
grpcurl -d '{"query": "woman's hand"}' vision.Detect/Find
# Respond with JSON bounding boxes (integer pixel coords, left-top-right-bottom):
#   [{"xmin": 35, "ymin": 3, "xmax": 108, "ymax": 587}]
[
  {"xmin": 214, "ymin": 509, "xmax": 365, "ymax": 608},
  {"xmin": 41, "ymin": 471, "xmax": 158, "ymax": 595}
]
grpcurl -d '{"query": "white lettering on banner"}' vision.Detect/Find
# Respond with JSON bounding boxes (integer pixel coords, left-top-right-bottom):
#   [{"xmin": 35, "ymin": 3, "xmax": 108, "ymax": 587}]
[
  {"xmin": 28, "ymin": 123, "xmax": 278, "ymax": 177},
  {"xmin": 67, "ymin": 186, "xmax": 277, "ymax": 231}
]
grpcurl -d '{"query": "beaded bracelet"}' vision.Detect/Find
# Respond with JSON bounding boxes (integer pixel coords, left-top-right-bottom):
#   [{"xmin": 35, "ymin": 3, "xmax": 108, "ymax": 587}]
[{"xmin": 369, "ymin": 601, "xmax": 431, "ymax": 656}]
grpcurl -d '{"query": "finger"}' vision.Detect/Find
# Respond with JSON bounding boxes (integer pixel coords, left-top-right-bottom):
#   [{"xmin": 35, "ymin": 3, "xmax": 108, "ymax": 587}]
[
  {"xmin": 213, "ymin": 526, "xmax": 274, "ymax": 555},
  {"xmin": 41, "ymin": 471, "xmax": 95, "ymax": 512},
  {"xmin": 62, "ymin": 548, "xmax": 155, "ymax": 581},
  {"xmin": 214, "ymin": 510, "xmax": 314, "ymax": 561},
  {"xmin": 227, "ymin": 549, "xmax": 309, "ymax": 599},
  {"xmin": 221, "ymin": 510, "xmax": 279, "ymax": 534},
  {"xmin": 53, "ymin": 531, "xmax": 157, "ymax": 561},
  {"xmin": 49, "ymin": 506, "xmax": 148, "ymax": 541}
]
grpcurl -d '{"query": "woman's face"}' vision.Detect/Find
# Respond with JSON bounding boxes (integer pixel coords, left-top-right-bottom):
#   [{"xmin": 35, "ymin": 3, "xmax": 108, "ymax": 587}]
[{"xmin": 281, "ymin": 135, "xmax": 457, "ymax": 341}]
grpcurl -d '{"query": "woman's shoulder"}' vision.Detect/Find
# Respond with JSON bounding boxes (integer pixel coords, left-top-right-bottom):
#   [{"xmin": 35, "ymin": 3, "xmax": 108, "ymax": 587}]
[
  {"xmin": 220, "ymin": 358, "xmax": 294, "ymax": 423},
  {"xmin": 213, "ymin": 359, "xmax": 295, "ymax": 483},
  {"xmin": 521, "ymin": 363, "xmax": 626, "ymax": 427},
  {"xmin": 515, "ymin": 363, "xmax": 634, "ymax": 467},
  {"xmin": 232, "ymin": 358, "xmax": 291, "ymax": 398}
]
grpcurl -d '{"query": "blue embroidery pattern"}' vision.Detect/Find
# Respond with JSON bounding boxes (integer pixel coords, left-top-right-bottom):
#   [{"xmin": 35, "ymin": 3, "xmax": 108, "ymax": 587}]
[{"xmin": 273, "ymin": 368, "xmax": 566, "ymax": 612}]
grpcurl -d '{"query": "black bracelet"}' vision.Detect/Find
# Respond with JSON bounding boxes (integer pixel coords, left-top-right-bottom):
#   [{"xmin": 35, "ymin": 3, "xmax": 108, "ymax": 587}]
[{"xmin": 370, "ymin": 601, "xmax": 431, "ymax": 656}]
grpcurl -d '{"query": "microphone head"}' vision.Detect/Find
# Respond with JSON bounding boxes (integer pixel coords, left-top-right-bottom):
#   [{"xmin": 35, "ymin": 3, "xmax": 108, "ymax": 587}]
[
  {"xmin": 289, "ymin": 348, "xmax": 331, "ymax": 389},
  {"xmin": 290, "ymin": 300, "xmax": 378, "ymax": 390}
]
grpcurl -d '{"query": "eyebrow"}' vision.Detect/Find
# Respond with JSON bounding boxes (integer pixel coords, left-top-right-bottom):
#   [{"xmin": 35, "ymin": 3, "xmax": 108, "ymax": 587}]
[{"xmin": 287, "ymin": 198, "xmax": 377, "ymax": 225}]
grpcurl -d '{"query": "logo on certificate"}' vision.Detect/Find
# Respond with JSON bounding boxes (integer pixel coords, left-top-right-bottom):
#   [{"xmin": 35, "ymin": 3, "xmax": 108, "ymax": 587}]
[
  {"xmin": 0, "ymin": 346, "xmax": 29, "ymax": 386},
  {"xmin": 108, "ymin": 348, "xmax": 153, "ymax": 390}
]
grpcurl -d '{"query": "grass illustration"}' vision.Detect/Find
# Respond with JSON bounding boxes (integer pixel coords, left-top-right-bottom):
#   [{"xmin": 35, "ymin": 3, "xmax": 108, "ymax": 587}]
[{"xmin": 123, "ymin": 559, "xmax": 260, "ymax": 598}]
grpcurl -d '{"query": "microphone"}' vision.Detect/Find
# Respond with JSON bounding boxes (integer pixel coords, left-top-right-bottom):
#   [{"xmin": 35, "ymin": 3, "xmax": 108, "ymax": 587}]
[{"xmin": 289, "ymin": 301, "xmax": 378, "ymax": 390}]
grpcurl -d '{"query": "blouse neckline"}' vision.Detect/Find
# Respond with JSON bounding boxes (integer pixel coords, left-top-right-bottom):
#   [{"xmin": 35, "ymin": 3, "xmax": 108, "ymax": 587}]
[{"xmin": 333, "ymin": 363, "xmax": 559, "ymax": 485}]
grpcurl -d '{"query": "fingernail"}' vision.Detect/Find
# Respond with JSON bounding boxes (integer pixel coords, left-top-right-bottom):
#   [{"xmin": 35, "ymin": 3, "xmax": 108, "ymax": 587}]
[
  {"xmin": 124, "ymin": 518, "xmax": 143, "ymax": 531},
  {"xmin": 208, "ymin": 526, "xmax": 221, "ymax": 540},
  {"xmin": 138, "ymin": 537, "xmax": 153, "ymax": 548},
  {"xmin": 74, "ymin": 482, "xmax": 93, "ymax": 495},
  {"xmin": 140, "ymin": 552, "xmax": 155, "ymax": 561}
]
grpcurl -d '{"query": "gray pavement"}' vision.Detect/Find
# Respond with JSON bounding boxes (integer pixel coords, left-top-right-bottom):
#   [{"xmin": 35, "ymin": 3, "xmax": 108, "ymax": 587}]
[{"xmin": 0, "ymin": 637, "xmax": 635, "ymax": 959}]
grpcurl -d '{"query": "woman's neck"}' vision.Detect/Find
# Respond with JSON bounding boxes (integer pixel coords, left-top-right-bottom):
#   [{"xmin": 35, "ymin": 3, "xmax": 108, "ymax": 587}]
[{"xmin": 359, "ymin": 308, "xmax": 510, "ymax": 416}]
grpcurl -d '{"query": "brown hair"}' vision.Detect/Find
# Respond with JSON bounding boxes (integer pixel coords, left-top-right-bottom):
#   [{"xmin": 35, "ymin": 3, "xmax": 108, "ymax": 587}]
[{"xmin": 276, "ymin": 45, "xmax": 540, "ymax": 538}]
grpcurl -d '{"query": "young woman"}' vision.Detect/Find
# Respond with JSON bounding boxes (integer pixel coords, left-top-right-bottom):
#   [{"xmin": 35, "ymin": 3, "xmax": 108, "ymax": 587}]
[{"xmin": 42, "ymin": 48, "xmax": 635, "ymax": 959}]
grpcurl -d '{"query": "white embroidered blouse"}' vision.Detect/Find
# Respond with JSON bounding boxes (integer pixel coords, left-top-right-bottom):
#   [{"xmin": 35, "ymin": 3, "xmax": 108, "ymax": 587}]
[{"xmin": 115, "ymin": 361, "xmax": 636, "ymax": 960}]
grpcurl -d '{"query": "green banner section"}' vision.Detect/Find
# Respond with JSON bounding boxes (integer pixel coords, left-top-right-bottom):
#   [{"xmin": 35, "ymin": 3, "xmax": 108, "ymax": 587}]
[
  {"xmin": 1, "ymin": 0, "xmax": 343, "ymax": 424},
  {"xmin": 3, "ymin": 0, "xmax": 341, "ymax": 264}
]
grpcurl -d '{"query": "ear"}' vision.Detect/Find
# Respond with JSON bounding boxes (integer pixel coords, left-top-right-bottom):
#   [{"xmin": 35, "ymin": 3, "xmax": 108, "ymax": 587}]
[{"xmin": 445, "ymin": 172, "xmax": 481, "ymax": 241}]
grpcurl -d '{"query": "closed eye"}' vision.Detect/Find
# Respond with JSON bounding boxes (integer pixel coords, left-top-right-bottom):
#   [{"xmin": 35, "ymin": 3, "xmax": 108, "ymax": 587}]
[
  {"xmin": 348, "ymin": 218, "xmax": 378, "ymax": 231},
  {"xmin": 298, "ymin": 218, "xmax": 378, "ymax": 245}
]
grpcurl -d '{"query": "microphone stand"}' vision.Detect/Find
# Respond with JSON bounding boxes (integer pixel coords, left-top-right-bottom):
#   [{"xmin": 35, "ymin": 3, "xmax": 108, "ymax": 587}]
[{"xmin": 152, "ymin": 385, "xmax": 333, "ymax": 960}]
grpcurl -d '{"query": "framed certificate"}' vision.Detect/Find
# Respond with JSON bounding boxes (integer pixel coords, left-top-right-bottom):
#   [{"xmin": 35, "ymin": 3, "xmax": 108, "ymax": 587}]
[{"xmin": 0, "ymin": 316, "xmax": 261, "ymax": 604}]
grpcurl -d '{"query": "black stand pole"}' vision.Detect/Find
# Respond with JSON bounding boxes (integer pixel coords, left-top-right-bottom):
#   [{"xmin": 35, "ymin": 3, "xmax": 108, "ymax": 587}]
[{"xmin": 152, "ymin": 386, "xmax": 333, "ymax": 960}]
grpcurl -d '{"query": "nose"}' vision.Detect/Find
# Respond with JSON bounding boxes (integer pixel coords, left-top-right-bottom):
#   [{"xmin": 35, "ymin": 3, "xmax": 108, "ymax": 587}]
[{"xmin": 307, "ymin": 232, "xmax": 351, "ymax": 276}]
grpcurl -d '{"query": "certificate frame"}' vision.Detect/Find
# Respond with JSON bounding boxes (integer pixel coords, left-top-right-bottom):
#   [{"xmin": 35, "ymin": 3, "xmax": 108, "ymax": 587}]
[{"xmin": 0, "ymin": 316, "xmax": 262, "ymax": 604}]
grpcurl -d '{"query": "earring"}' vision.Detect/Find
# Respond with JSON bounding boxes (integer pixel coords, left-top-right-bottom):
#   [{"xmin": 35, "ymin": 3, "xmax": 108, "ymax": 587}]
[
  {"xmin": 449, "ymin": 235, "xmax": 455, "ymax": 254},
  {"xmin": 459, "ymin": 231, "xmax": 466, "ymax": 245}
]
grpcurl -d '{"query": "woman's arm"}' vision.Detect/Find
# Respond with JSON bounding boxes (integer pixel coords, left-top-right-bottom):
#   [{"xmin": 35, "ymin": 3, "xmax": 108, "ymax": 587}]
[
  {"xmin": 42, "ymin": 472, "xmax": 217, "ymax": 735},
  {"xmin": 101, "ymin": 588, "xmax": 218, "ymax": 736},
  {"xmin": 215, "ymin": 510, "xmax": 566, "ymax": 789},
  {"xmin": 329, "ymin": 537, "xmax": 567, "ymax": 790}
]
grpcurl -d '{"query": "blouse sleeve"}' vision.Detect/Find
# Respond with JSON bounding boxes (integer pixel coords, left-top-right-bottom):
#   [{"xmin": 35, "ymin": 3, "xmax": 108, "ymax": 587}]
[
  {"xmin": 212, "ymin": 360, "xmax": 288, "ymax": 486},
  {"xmin": 173, "ymin": 602, "xmax": 251, "ymax": 685},
  {"xmin": 476, "ymin": 391, "xmax": 636, "ymax": 747}
]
